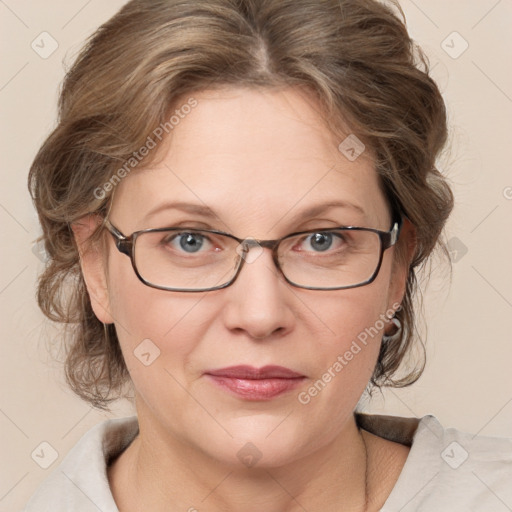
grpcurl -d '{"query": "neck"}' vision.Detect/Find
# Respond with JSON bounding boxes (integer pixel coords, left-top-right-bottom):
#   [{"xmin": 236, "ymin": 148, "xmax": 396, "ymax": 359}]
[{"xmin": 109, "ymin": 405, "xmax": 371, "ymax": 512}]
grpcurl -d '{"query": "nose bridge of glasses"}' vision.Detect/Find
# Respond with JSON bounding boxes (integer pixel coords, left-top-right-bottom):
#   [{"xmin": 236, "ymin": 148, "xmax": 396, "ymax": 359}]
[
  {"xmin": 234, "ymin": 238, "xmax": 282, "ymax": 271},
  {"xmin": 237, "ymin": 237, "xmax": 279, "ymax": 253},
  {"xmin": 248, "ymin": 238, "xmax": 278, "ymax": 249}
]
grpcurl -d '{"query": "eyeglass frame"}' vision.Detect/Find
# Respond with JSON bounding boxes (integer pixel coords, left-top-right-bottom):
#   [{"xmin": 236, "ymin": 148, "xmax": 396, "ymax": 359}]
[{"xmin": 103, "ymin": 216, "xmax": 403, "ymax": 292}]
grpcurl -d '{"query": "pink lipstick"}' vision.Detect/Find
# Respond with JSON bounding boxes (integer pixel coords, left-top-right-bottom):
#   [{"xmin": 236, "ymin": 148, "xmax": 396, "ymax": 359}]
[{"xmin": 205, "ymin": 365, "xmax": 305, "ymax": 400}]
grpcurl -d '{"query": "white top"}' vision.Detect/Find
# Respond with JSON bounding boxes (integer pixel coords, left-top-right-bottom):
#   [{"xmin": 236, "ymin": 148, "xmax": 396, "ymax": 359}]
[{"xmin": 22, "ymin": 413, "xmax": 512, "ymax": 511}]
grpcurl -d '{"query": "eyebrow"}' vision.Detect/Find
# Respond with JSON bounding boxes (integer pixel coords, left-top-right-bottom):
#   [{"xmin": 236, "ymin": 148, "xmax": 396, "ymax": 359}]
[{"xmin": 143, "ymin": 200, "xmax": 366, "ymax": 224}]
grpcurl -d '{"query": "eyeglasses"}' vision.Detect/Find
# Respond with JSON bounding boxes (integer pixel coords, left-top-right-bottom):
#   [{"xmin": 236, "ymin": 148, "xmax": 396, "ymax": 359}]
[{"xmin": 104, "ymin": 217, "xmax": 402, "ymax": 292}]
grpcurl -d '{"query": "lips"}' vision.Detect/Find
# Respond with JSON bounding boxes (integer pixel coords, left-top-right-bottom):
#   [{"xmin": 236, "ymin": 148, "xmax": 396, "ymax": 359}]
[
  {"xmin": 206, "ymin": 365, "xmax": 304, "ymax": 379},
  {"xmin": 205, "ymin": 365, "xmax": 306, "ymax": 400}
]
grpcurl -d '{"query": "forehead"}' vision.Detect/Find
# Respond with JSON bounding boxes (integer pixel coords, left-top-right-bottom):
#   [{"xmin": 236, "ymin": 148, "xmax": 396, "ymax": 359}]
[{"xmin": 112, "ymin": 86, "xmax": 389, "ymax": 233}]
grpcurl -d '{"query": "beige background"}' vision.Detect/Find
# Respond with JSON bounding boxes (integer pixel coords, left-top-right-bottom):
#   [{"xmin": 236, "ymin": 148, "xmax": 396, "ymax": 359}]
[{"xmin": 1, "ymin": 1, "xmax": 511, "ymax": 510}]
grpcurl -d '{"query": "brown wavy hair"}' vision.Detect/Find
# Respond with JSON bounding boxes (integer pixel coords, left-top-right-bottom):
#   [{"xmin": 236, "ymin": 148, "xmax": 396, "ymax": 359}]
[{"xmin": 29, "ymin": 0, "xmax": 453, "ymax": 410}]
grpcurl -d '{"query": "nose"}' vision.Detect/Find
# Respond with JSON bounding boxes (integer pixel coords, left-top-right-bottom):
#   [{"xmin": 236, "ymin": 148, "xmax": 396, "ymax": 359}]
[{"xmin": 221, "ymin": 246, "xmax": 295, "ymax": 340}]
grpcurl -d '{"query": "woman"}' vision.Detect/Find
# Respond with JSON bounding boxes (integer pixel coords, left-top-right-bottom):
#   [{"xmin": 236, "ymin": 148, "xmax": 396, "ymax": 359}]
[{"xmin": 24, "ymin": 0, "xmax": 511, "ymax": 510}]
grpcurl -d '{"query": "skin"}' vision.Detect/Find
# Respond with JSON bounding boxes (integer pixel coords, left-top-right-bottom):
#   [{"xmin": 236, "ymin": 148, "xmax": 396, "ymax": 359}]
[{"xmin": 74, "ymin": 86, "xmax": 415, "ymax": 512}]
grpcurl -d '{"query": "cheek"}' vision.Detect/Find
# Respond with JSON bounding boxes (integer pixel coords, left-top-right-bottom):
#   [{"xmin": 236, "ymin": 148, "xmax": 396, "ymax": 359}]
[
  {"xmin": 297, "ymin": 257, "xmax": 394, "ymax": 405},
  {"xmin": 305, "ymin": 288, "xmax": 386, "ymax": 382},
  {"xmin": 106, "ymin": 254, "xmax": 215, "ymax": 379},
  {"xmin": 286, "ymin": 284, "xmax": 391, "ymax": 450},
  {"xmin": 308, "ymin": 258, "xmax": 392, "ymax": 355}
]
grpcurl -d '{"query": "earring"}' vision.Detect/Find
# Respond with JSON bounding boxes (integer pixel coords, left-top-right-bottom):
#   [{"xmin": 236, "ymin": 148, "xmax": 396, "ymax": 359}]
[
  {"xmin": 103, "ymin": 322, "xmax": 111, "ymax": 344},
  {"xmin": 382, "ymin": 317, "xmax": 402, "ymax": 343}
]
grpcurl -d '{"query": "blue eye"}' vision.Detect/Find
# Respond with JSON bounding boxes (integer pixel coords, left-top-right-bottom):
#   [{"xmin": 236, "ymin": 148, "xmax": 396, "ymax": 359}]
[
  {"xmin": 302, "ymin": 232, "xmax": 347, "ymax": 253},
  {"xmin": 307, "ymin": 232, "xmax": 334, "ymax": 252},
  {"xmin": 179, "ymin": 233, "xmax": 205, "ymax": 252},
  {"xmin": 163, "ymin": 232, "xmax": 209, "ymax": 253}
]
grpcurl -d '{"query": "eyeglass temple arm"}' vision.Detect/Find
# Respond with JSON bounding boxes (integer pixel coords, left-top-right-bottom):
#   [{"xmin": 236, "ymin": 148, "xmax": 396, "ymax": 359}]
[
  {"xmin": 104, "ymin": 220, "xmax": 132, "ymax": 256},
  {"xmin": 383, "ymin": 217, "xmax": 402, "ymax": 249}
]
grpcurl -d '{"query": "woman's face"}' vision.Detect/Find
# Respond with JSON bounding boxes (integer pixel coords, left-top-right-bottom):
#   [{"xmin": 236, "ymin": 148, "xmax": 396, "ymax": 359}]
[{"xmin": 92, "ymin": 87, "xmax": 407, "ymax": 466}]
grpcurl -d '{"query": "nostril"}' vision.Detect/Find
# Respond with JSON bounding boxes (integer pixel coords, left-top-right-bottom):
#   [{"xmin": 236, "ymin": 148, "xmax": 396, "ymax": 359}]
[{"xmin": 249, "ymin": 325, "xmax": 286, "ymax": 340}]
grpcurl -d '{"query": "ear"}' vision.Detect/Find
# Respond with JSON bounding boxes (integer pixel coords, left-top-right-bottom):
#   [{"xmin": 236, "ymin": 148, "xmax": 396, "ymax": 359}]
[
  {"xmin": 388, "ymin": 217, "xmax": 417, "ymax": 309},
  {"xmin": 71, "ymin": 215, "xmax": 114, "ymax": 324}
]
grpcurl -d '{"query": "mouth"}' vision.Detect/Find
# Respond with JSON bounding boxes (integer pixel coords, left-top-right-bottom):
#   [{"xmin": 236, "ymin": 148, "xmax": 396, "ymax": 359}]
[{"xmin": 204, "ymin": 365, "xmax": 306, "ymax": 401}]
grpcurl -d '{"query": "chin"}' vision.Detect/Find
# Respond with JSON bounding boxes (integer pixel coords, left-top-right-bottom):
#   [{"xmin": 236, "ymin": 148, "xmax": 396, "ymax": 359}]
[{"xmin": 195, "ymin": 416, "xmax": 315, "ymax": 469}]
